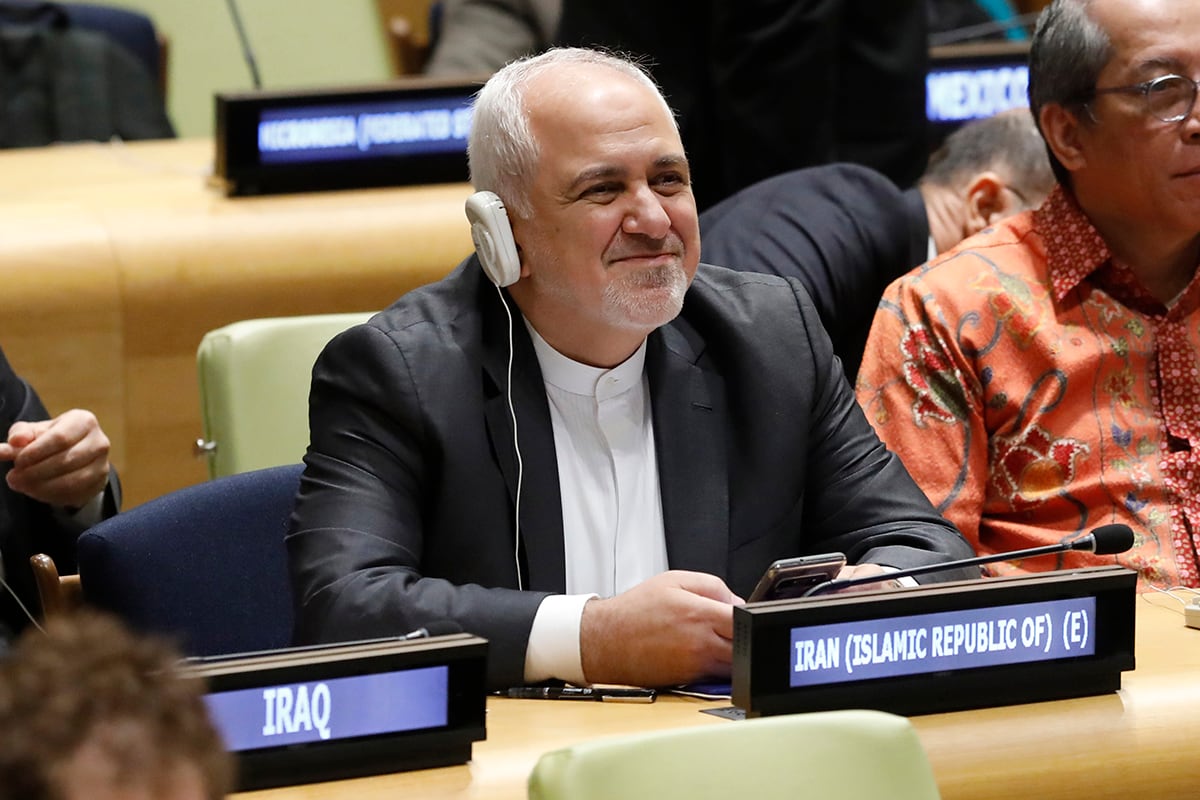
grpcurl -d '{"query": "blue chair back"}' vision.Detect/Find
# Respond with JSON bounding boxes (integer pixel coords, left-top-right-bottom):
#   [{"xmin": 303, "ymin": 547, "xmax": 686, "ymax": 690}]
[
  {"xmin": 77, "ymin": 464, "xmax": 301, "ymax": 657},
  {"xmin": 60, "ymin": 2, "xmax": 160, "ymax": 81},
  {"xmin": 0, "ymin": 2, "xmax": 161, "ymax": 82}
]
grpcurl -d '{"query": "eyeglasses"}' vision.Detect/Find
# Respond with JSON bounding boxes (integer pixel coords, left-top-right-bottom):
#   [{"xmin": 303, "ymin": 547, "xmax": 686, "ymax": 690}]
[{"xmin": 1088, "ymin": 74, "xmax": 1199, "ymax": 123}]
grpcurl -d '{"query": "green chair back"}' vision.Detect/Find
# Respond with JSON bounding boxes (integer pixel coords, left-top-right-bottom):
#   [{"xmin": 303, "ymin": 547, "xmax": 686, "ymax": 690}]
[
  {"xmin": 196, "ymin": 312, "xmax": 373, "ymax": 478},
  {"xmin": 528, "ymin": 709, "xmax": 940, "ymax": 800}
]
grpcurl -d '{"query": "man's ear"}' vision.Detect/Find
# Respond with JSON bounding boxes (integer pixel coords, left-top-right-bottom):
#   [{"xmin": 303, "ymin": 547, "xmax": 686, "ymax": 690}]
[
  {"xmin": 962, "ymin": 171, "xmax": 1009, "ymax": 235},
  {"xmin": 506, "ymin": 218, "xmax": 532, "ymax": 280},
  {"xmin": 1039, "ymin": 102, "xmax": 1088, "ymax": 172}
]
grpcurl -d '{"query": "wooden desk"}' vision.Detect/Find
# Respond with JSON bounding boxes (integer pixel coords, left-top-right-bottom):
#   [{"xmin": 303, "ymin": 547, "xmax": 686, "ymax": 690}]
[
  {"xmin": 0, "ymin": 139, "xmax": 473, "ymax": 506},
  {"xmin": 237, "ymin": 601, "xmax": 1200, "ymax": 799}
]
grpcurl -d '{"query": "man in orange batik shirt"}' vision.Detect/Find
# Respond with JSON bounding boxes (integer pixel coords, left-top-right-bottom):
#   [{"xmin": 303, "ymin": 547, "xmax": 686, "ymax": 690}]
[{"xmin": 857, "ymin": 0, "xmax": 1200, "ymax": 589}]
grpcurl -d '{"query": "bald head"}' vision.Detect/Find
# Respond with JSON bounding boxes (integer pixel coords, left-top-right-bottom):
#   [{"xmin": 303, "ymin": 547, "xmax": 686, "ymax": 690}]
[
  {"xmin": 922, "ymin": 109, "xmax": 1055, "ymax": 202},
  {"xmin": 468, "ymin": 48, "xmax": 677, "ymax": 220},
  {"xmin": 919, "ymin": 109, "xmax": 1056, "ymax": 253}
]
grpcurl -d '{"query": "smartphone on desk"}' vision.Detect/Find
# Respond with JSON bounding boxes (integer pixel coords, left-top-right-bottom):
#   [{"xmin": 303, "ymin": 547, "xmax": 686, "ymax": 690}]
[{"xmin": 747, "ymin": 553, "xmax": 846, "ymax": 602}]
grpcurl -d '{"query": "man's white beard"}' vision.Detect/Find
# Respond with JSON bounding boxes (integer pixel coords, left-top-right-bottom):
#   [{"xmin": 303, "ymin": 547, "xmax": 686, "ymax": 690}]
[{"xmin": 600, "ymin": 263, "xmax": 689, "ymax": 331}]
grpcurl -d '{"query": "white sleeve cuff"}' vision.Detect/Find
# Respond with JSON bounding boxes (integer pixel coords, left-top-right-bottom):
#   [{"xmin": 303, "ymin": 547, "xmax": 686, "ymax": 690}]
[
  {"xmin": 52, "ymin": 489, "xmax": 106, "ymax": 531},
  {"xmin": 523, "ymin": 593, "xmax": 596, "ymax": 685},
  {"xmin": 879, "ymin": 565, "xmax": 919, "ymax": 588}
]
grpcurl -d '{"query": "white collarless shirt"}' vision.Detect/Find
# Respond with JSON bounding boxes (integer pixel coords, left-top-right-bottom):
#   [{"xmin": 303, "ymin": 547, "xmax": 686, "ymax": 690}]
[{"xmin": 522, "ymin": 324, "xmax": 668, "ymax": 683}]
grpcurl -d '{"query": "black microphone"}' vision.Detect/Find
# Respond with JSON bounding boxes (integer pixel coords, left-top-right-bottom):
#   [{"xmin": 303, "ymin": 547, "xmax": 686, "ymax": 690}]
[
  {"xmin": 398, "ymin": 620, "xmax": 463, "ymax": 640},
  {"xmin": 928, "ymin": 12, "xmax": 1042, "ymax": 46},
  {"xmin": 0, "ymin": 573, "xmax": 45, "ymax": 636},
  {"xmin": 805, "ymin": 524, "xmax": 1135, "ymax": 597},
  {"xmin": 223, "ymin": 0, "xmax": 262, "ymax": 90}
]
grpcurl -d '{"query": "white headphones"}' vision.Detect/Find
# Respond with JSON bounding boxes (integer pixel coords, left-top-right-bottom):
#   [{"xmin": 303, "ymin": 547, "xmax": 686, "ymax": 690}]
[
  {"xmin": 465, "ymin": 191, "xmax": 521, "ymax": 287},
  {"xmin": 464, "ymin": 190, "xmax": 526, "ymax": 589}
]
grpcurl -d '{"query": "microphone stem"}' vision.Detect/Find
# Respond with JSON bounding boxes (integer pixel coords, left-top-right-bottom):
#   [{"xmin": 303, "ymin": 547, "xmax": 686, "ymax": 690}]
[
  {"xmin": 928, "ymin": 12, "xmax": 1041, "ymax": 46},
  {"xmin": 224, "ymin": 0, "xmax": 262, "ymax": 90},
  {"xmin": 806, "ymin": 541, "xmax": 1080, "ymax": 597}
]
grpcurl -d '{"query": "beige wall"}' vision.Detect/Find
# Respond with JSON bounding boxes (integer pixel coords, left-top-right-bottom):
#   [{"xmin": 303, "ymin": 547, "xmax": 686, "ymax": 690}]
[{"xmin": 120, "ymin": 0, "xmax": 393, "ymax": 137}]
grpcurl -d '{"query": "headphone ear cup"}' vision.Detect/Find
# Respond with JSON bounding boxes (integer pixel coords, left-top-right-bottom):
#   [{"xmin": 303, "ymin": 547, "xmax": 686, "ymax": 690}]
[
  {"xmin": 465, "ymin": 191, "xmax": 520, "ymax": 287},
  {"xmin": 470, "ymin": 224, "xmax": 502, "ymax": 284}
]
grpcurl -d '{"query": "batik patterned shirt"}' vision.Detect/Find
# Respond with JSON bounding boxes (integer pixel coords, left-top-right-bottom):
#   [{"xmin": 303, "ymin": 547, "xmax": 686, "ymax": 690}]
[{"xmin": 857, "ymin": 186, "xmax": 1200, "ymax": 589}]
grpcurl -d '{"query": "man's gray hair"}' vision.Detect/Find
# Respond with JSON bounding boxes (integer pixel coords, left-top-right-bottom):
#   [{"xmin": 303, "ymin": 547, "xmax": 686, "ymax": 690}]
[
  {"xmin": 1028, "ymin": 0, "xmax": 1114, "ymax": 185},
  {"xmin": 467, "ymin": 47, "xmax": 676, "ymax": 219},
  {"xmin": 921, "ymin": 108, "xmax": 1055, "ymax": 202}
]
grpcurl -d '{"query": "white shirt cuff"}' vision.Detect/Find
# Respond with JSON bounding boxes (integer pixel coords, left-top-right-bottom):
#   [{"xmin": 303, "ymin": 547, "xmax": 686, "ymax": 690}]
[
  {"xmin": 879, "ymin": 565, "xmax": 919, "ymax": 588},
  {"xmin": 52, "ymin": 489, "xmax": 106, "ymax": 531},
  {"xmin": 523, "ymin": 593, "xmax": 596, "ymax": 685}
]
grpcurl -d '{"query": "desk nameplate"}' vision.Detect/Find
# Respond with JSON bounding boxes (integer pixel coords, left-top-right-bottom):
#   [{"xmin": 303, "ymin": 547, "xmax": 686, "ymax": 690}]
[
  {"xmin": 733, "ymin": 567, "xmax": 1137, "ymax": 718},
  {"xmin": 215, "ymin": 78, "xmax": 483, "ymax": 196},
  {"xmin": 185, "ymin": 633, "xmax": 488, "ymax": 790}
]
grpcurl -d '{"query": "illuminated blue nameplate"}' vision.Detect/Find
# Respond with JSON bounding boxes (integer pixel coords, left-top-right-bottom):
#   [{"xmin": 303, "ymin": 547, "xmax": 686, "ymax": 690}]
[
  {"xmin": 926, "ymin": 64, "xmax": 1028, "ymax": 123},
  {"xmin": 257, "ymin": 97, "xmax": 473, "ymax": 165},
  {"xmin": 925, "ymin": 42, "xmax": 1030, "ymax": 149},
  {"xmin": 215, "ymin": 77, "xmax": 482, "ymax": 196},
  {"xmin": 789, "ymin": 597, "xmax": 1094, "ymax": 687},
  {"xmin": 734, "ymin": 567, "xmax": 1135, "ymax": 718},
  {"xmin": 205, "ymin": 664, "xmax": 449, "ymax": 751},
  {"xmin": 183, "ymin": 634, "xmax": 487, "ymax": 791}
]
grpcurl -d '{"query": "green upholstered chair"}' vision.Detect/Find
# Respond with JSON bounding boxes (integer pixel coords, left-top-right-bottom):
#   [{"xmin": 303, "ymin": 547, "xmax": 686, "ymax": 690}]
[
  {"xmin": 196, "ymin": 312, "xmax": 374, "ymax": 478},
  {"xmin": 527, "ymin": 709, "xmax": 941, "ymax": 800}
]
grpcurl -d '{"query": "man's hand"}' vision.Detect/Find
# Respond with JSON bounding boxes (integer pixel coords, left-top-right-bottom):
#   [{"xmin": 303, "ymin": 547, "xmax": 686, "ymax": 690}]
[
  {"xmin": 0, "ymin": 410, "xmax": 111, "ymax": 509},
  {"xmin": 833, "ymin": 563, "xmax": 903, "ymax": 592},
  {"xmin": 580, "ymin": 570, "xmax": 743, "ymax": 687}
]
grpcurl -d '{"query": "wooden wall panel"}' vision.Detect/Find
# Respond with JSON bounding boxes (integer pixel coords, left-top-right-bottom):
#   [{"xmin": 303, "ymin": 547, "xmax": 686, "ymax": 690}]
[{"xmin": 0, "ymin": 139, "xmax": 473, "ymax": 506}]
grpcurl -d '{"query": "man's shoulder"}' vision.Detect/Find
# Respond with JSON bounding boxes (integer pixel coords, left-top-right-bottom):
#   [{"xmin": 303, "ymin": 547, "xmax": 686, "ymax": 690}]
[
  {"xmin": 0, "ymin": 345, "xmax": 16, "ymax": 393},
  {"xmin": 876, "ymin": 213, "xmax": 1058, "ymax": 343},
  {"xmin": 701, "ymin": 162, "xmax": 897, "ymax": 227},
  {"xmin": 317, "ymin": 259, "xmax": 487, "ymax": 371},
  {"xmin": 667, "ymin": 265, "xmax": 827, "ymax": 384},
  {"xmin": 0, "ymin": 345, "xmax": 39, "ymax": 429},
  {"xmin": 369, "ymin": 258, "xmax": 484, "ymax": 333},
  {"xmin": 689, "ymin": 262, "xmax": 796, "ymax": 296},
  {"xmin": 901, "ymin": 213, "xmax": 1048, "ymax": 292},
  {"xmin": 683, "ymin": 264, "xmax": 819, "ymax": 329}
]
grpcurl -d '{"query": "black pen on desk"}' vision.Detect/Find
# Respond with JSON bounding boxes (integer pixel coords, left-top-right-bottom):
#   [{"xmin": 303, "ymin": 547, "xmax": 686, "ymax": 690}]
[{"xmin": 505, "ymin": 686, "xmax": 657, "ymax": 703}]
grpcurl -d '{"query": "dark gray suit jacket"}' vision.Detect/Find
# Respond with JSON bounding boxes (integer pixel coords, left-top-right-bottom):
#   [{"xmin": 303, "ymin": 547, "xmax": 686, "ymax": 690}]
[
  {"xmin": 287, "ymin": 260, "xmax": 974, "ymax": 687},
  {"xmin": 0, "ymin": 345, "xmax": 119, "ymax": 640},
  {"xmin": 700, "ymin": 163, "xmax": 930, "ymax": 382}
]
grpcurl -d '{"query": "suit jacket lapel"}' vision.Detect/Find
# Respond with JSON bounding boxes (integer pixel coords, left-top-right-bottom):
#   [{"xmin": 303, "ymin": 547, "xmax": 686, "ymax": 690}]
[
  {"xmin": 648, "ymin": 324, "xmax": 730, "ymax": 581},
  {"xmin": 480, "ymin": 284, "xmax": 567, "ymax": 593}
]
